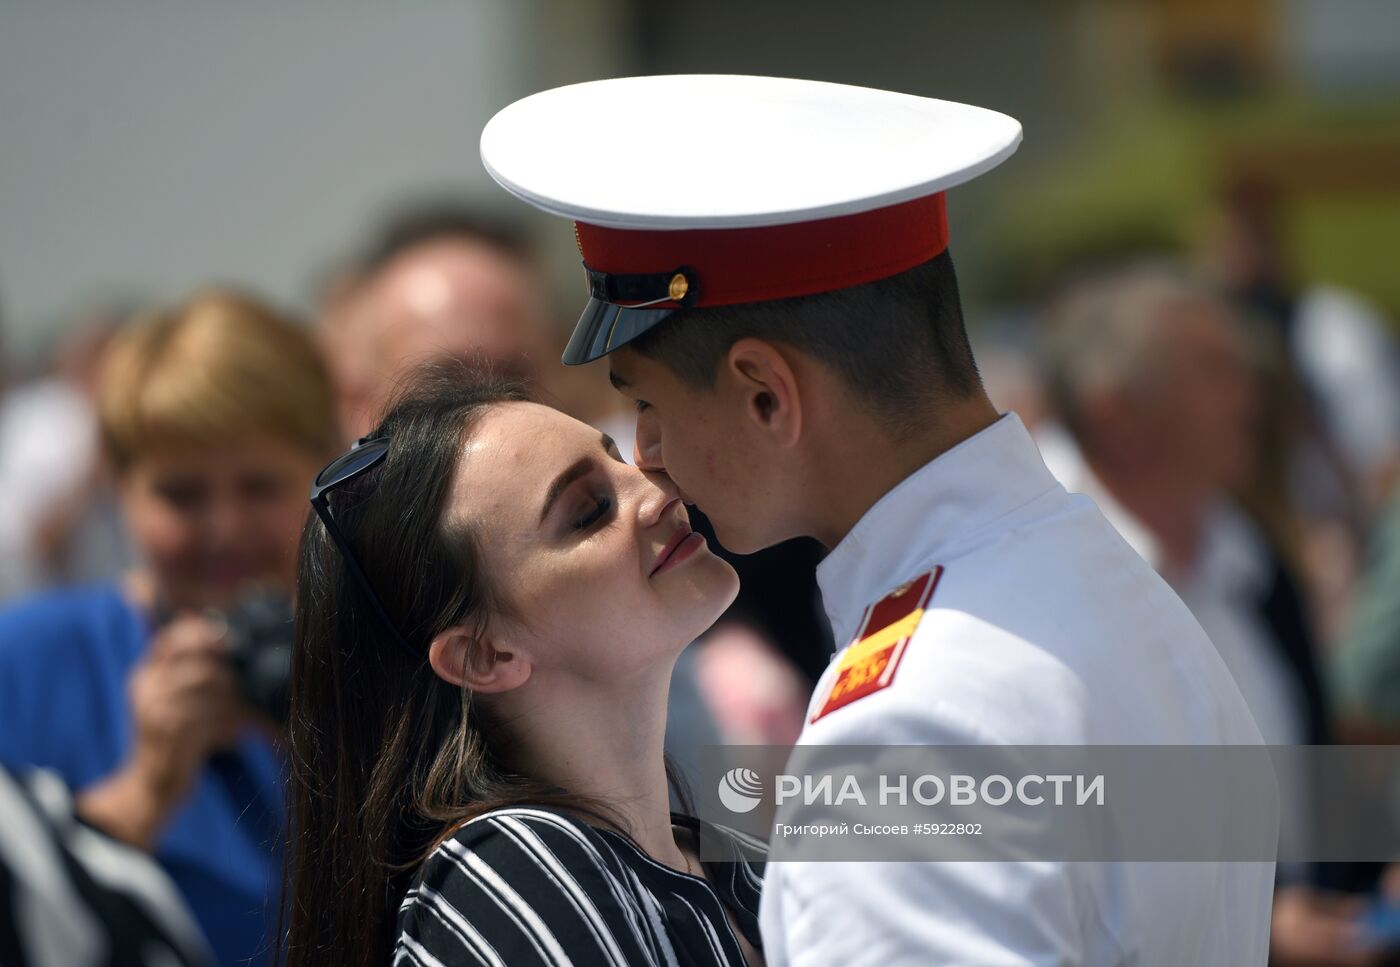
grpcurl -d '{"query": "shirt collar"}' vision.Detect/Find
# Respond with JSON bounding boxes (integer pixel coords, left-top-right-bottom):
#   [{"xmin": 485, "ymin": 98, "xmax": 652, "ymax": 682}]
[{"xmin": 815, "ymin": 412, "xmax": 1060, "ymax": 646}]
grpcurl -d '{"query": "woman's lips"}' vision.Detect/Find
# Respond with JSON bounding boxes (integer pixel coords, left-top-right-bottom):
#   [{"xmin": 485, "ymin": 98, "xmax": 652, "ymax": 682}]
[{"xmin": 651, "ymin": 528, "xmax": 705, "ymax": 577}]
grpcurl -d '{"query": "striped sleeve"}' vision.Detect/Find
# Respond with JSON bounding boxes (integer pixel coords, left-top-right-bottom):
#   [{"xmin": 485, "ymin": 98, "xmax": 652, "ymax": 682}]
[
  {"xmin": 394, "ymin": 809, "xmax": 660, "ymax": 967},
  {"xmin": 0, "ymin": 765, "xmax": 213, "ymax": 967}
]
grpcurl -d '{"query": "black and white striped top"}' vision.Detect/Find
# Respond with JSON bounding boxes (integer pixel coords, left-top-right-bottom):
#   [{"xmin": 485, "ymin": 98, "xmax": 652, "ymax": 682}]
[
  {"xmin": 0, "ymin": 765, "xmax": 213, "ymax": 967},
  {"xmin": 394, "ymin": 805, "xmax": 766, "ymax": 967}
]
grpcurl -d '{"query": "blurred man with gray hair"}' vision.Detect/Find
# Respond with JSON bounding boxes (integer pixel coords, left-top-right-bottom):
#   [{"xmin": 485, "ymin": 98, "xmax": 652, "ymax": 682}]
[{"xmin": 1042, "ymin": 260, "xmax": 1387, "ymax": 966}]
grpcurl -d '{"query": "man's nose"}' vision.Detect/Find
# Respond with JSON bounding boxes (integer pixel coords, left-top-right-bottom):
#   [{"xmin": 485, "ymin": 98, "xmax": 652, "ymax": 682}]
[{"xmin": 633, "ymin": 409, "xmax": 664, "ymax": 473}]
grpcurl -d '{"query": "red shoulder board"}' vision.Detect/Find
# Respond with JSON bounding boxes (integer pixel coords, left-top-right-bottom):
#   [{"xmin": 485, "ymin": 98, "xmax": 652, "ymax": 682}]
[{"xmin": 811, "ymin": 566, "xmax": 943, "ymax": 724}]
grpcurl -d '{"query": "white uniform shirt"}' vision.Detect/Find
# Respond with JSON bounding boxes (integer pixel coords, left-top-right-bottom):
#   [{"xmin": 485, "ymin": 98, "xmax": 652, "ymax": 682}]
[{"xmin": 758, "ymin": 413, "xmax": 1275, "ymax": 966}]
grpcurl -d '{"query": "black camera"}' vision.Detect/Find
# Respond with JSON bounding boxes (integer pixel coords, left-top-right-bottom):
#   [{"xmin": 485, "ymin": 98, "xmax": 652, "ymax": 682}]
[{"xmin": 222, "ymin": 589, "xmax": 294, "ymax": 726}]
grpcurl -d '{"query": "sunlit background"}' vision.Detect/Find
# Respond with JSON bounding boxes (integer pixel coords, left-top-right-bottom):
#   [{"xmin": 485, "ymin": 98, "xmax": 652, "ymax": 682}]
[{"xmin": 5, "ymin": 1, "xmax": 1398, "ymax": 357}]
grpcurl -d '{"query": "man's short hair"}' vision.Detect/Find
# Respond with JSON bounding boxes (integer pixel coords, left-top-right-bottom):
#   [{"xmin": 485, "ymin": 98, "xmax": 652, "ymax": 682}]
[{"xmin": 628, "ymin": 251, "xmax": 981, "ymax": 435}]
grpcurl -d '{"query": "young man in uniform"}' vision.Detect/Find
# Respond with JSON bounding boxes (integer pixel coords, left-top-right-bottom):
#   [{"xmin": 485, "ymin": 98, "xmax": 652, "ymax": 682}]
[{"xmin": 481, "ymin": 75, "xmax": 1276, "ymax": 965}]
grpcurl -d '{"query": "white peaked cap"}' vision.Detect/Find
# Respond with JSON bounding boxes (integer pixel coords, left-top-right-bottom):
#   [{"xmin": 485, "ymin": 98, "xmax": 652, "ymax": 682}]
[{"xmin": 479, "ymin": 75, "xmax": 1022, "ymax": 363}]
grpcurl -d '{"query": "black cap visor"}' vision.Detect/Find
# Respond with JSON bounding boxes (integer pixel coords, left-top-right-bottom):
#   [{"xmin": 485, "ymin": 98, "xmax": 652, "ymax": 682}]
[{"xmin": 562, "ymin": 299, "xmax": 678, "ymax": 366}]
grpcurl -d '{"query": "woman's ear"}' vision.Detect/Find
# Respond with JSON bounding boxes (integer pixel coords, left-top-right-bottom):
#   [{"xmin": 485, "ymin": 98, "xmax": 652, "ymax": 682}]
[
  {"xmin": 428, "ymin": 627, "xmax": 531, "ymax": 693},
  {"xmin": 725, "ymin": 338, "xmax": 802, "ymax": 449}
]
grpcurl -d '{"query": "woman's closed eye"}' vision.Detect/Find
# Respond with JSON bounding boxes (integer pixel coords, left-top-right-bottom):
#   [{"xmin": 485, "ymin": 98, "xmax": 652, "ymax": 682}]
[
  {"xmin": 572, "ymin": 493, "xmax": 613, "ymax": 532},
  {"xmin": 541, "ymin": 433, "xmax": 626, "ymax": 536}
]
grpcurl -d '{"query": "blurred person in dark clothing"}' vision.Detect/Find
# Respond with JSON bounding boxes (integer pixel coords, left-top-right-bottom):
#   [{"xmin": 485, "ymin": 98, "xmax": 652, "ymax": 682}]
[
  {"xmin": 1043, "ymin": 260, "xmax": 1386, "ymax": 966},
  {"xmin": 1197, "ymin": 181, "xmax": 1400, "ymax": 511},
  {"xmin": 0, "ymin": 290, "xmax": 340, "ymax": 967},
  {"xmin": 1197, "ymin": 183, "xmax": 1400, "ymax": 645}
]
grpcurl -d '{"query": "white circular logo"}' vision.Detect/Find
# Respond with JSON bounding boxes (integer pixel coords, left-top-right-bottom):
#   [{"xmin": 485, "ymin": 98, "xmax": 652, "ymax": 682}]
[{"xmin": 718, "ymin": 767, "xmax": 763, "ymax": 813}]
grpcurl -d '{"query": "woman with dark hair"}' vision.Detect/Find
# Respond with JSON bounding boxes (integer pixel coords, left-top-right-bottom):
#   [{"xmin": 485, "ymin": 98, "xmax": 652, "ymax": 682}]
[{"xmin": 286, "ymin": 365, "xmax": 765, "ymax": 967}]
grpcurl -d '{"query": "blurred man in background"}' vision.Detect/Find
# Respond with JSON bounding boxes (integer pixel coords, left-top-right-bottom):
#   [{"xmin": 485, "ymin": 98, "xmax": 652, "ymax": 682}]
[
  {"xmin": 317, "ymin": 205, "xmax": 560, "ymax": 442},
  {"xmin": 1042, "ymin": 260, "xmax": 1387, "ymax": 967}
]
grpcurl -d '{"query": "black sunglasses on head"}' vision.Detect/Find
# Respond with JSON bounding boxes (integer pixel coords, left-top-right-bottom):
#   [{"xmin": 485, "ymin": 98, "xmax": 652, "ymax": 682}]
[{"xmin": 309, "ymin": 436, "xmax": 414, "ymax": 653}]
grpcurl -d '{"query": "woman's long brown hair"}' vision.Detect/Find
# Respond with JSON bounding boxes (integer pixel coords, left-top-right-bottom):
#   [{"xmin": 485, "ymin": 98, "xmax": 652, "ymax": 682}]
[{"xmin": 283, "ymin": 365, "xmax": 675, "ymax": 967}]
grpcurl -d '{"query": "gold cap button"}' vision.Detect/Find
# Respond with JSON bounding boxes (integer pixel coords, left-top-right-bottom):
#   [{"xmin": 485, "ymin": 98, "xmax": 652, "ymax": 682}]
[{"xmin": 668, "ymin": 273, "xmax": 690, "ymax": 302}]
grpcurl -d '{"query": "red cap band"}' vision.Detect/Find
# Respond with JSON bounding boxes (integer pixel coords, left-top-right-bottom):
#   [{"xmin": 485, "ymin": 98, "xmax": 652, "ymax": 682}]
[{"xmin": 574, "ymin": 192, "xmax": 949, "ymax": 309}]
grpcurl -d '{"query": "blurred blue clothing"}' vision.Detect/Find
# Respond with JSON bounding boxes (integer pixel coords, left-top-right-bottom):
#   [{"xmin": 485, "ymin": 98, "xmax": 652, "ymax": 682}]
[{"xmin": 0, "ymin": 584, "xmax": 284, "ymax": 967}]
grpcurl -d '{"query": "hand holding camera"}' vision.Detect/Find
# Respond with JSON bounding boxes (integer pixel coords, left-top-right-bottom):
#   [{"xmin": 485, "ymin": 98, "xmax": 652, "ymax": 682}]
[{"xmin": 78, "ymin": 612, "xmax": 246, "ymax": 849}]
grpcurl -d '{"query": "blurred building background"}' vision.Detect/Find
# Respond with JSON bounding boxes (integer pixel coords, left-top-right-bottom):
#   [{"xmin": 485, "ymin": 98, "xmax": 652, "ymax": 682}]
[{"xmin": 4, "ymin": 0, "xmax": 1397, "ymax": 361}]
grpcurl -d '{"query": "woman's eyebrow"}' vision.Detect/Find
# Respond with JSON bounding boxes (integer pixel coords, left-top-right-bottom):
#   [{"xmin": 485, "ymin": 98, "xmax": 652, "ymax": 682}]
[{"xmin": 539, "ymin": 433, "xmax": 616, "ymax": 524}]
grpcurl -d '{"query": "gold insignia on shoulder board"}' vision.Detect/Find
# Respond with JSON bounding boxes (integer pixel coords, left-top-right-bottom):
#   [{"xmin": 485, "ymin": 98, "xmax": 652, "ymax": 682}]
[{"xmin": 810, "ymin": 566, "xmax": 944, "ymax": 723}]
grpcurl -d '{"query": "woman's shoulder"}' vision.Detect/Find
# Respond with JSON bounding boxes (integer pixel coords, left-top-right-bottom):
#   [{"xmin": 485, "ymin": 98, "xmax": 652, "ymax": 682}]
[
  {"xmin": 439, "ymin": 803, "xmax": 621, "ymax": 847},
  {"xmin": 411, "ymin": 805, "xmax": 634, "ymax": 895},
  {"xmin": 398, "ymin": 806, "xmax": 658, "ymax": 966}
]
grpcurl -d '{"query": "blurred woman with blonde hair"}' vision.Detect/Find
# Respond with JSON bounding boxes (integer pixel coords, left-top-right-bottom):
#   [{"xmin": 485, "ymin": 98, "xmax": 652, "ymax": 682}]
[{"xmin": 0, "ymin": 289, "xmax": 339, "ymax": 966}]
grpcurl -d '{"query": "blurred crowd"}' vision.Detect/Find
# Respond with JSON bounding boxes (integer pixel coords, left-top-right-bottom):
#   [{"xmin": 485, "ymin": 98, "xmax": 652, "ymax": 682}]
[{"xmin": 0, "ymin": 180, "xmax": 1399, "ymax": 966}]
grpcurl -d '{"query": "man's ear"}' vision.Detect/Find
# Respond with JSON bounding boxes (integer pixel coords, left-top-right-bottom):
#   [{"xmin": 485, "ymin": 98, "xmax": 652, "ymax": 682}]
[
  {"xmin": 725, "ymin": 338, "xmax": 802, "ymax": 448},
  {"xmin": 428, "ymin": 627, "xmax": 532, "ymax": 693}
]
